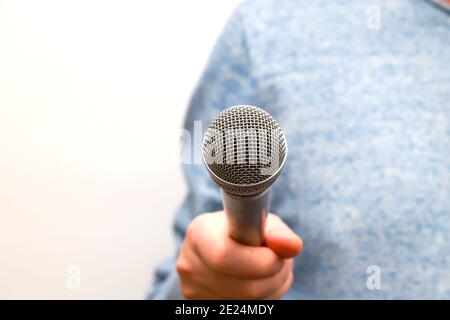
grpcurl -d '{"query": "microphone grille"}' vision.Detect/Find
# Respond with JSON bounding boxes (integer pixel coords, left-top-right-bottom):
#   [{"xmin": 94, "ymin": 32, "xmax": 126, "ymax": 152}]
[{"xmin": 202, "ymin": 105, "xmax": 287, "ymax": 197}]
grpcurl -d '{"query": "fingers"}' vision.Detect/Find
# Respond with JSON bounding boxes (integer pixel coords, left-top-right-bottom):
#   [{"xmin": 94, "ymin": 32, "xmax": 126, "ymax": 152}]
[
  {"xmin": 177, "ymin": 240, "xmax": 222, "ymax": 299},
  {"xmin": 265, "ymin": 265, "xmax": 294, "ymax": 300},
  {"xmin": 190, "ymin": 212, "xmax": 284, "ymax": 279},
  {"xmin": 177, "ymin": 211, "xmax": 300, "ymax": 300},
  {"xmin": 264, "ymin": 214, "xmax": 303, "ymax": 259},
  {"xmin": 197, "ymin": 257, "xmax": 293, "ymax": 299},
  {"xmin": 179, "ymin": 237, "xmax": 294, "ymax": 299}
]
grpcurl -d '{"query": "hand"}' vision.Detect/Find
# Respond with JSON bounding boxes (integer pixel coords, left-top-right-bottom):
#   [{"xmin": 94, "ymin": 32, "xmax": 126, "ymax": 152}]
[{"xmin": 176, "ymin": 211, "xmax": 303, "ymax": 299}]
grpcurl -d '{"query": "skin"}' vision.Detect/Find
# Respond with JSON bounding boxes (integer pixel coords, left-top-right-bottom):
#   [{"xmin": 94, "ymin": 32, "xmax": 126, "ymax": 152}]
[{"xmin": 176, "ymin": 212, "xmax": 303, "ymax": 299}]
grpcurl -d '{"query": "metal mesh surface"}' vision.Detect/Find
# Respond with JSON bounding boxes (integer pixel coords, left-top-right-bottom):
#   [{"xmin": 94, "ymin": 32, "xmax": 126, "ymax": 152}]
[{"xmin": 202, "ymin": 105, "xmax": 287, "ymax": 197}]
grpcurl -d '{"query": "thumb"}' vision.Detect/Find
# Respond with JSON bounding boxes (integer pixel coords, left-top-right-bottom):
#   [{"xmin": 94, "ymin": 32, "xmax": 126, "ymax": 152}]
[{"xmin": 264, "ymin": 214, "xmax": 303, "ymax": 259}]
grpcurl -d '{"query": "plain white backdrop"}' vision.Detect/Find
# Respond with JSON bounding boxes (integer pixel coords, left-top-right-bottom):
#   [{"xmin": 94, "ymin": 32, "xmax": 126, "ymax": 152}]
[{"xmin": 0, "ymin": 0, "xmax": 242, "ymax": 299}]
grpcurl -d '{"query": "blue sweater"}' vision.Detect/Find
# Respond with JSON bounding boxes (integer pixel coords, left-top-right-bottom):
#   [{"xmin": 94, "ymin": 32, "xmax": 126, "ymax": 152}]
[{"xmin": 150, "ymin": 0, "xmax": 450, "ymax": 299}]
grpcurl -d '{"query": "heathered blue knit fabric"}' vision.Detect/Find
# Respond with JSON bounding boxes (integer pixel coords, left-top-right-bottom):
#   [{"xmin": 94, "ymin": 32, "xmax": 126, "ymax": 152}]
[{"xmin": 150, "ymin": 0, "xmax": 450, "ymax": 299}]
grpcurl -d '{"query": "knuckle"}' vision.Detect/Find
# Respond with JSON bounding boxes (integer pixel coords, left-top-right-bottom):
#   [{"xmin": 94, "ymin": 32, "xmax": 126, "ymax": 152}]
[
  {"xmin": 186, "ymin": 213, "xmax": 209, "ymax": 240},
  {"xmin": 176, "ymin": 258, "xmax": 192, "ymax": 277},
  {"xmin": 271, "ymin": 270, "xmax": 293, "ymax": 300},
  {"xmin": 185, "ymin": 222, "xmax": 197, "ymax": 240},
  {"xmin": 269, "ymin": 213, "xmax": 282, "ymax": 221},
  {"xmin": 283, "ymin": 272, "xmax": 294, "ymax": 294},
  {"xmin": 289, "ymin": 271, "xmax": 294, "ymax": 286}
]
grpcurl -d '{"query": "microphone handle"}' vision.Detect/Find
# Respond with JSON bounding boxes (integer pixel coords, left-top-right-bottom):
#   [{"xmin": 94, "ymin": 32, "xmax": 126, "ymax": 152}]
[{"xmin": 221, "ymin": 189, "xmax": 269, "ymax": 246}]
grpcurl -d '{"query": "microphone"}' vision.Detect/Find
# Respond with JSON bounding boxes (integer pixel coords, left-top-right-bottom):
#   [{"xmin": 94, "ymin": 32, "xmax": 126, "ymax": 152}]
[{"xmin": 202, "ymin": 105, "xmax": 288, "ymax": 246}]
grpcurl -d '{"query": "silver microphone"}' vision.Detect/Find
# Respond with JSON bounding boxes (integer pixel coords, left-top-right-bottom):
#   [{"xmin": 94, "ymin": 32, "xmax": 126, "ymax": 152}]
[{"xmin": 202, "ymin": 105, "xmax": 288, "ymax": 246}]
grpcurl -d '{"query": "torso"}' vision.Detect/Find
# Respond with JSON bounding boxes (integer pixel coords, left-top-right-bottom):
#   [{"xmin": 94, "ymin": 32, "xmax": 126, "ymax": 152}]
[{"xmin": 242, "ymin": 0, "xmax": 450, "ymax": 298}]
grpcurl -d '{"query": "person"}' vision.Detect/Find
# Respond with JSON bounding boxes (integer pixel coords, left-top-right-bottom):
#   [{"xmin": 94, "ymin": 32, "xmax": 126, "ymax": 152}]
[{"xmin": 150, "ymin": 0, "xmax": 450, "ymax": 299}]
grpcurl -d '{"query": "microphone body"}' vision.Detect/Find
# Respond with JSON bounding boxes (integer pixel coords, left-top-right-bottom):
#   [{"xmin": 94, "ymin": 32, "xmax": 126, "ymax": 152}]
[
  {"xmin": 221, "ymin": 189, "xmax": 269, "ymax": 246},
  {"xmin": 202, "ymin": 105, "xmax": 287, "ymax": 247}
]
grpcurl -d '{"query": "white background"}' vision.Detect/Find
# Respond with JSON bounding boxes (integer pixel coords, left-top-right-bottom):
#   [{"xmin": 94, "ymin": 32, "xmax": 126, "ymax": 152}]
[{"xmin": 0, "ymin": 0, "xmax": 242, "ymax": 299}]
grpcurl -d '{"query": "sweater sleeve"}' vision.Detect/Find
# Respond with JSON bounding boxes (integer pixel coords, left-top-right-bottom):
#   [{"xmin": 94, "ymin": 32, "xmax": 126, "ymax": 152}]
[{"xmin": 148, "ymin": 4, "xmax": 260, "ymax": 299}]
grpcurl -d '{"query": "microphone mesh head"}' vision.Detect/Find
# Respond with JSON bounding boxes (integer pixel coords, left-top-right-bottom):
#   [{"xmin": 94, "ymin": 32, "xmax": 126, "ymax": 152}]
[{"xmin": 202, "ymin": 105, "xmax": 287, "ymax": 197}]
